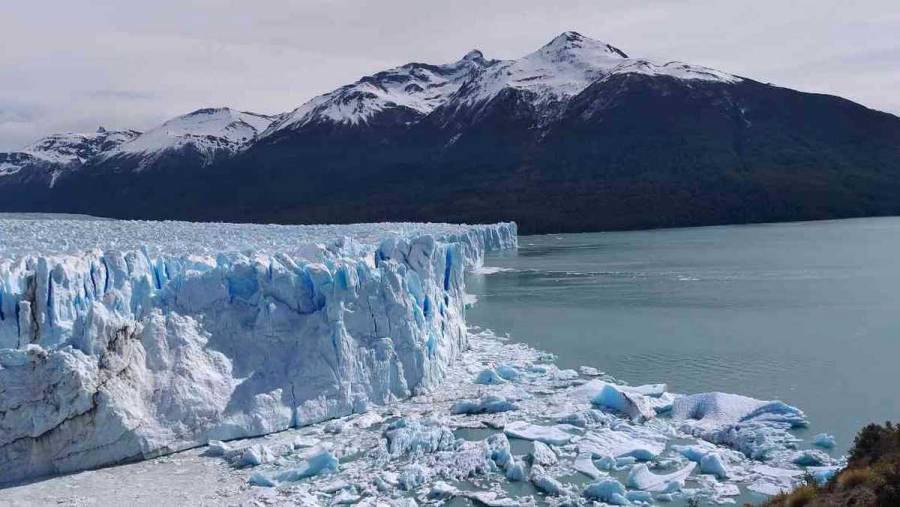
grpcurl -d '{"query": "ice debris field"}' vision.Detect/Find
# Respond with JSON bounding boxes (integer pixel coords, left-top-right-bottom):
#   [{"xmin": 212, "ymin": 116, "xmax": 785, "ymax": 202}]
[{"xmin": 0, "ymin": 216, "xmax": 842, "ymax": 505}]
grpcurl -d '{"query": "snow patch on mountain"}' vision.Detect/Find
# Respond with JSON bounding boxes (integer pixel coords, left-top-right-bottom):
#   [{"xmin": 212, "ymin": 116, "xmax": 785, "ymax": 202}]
[
  {"xmin": 0, "ymin": 127, "xmax": 140, "ymax": 178},
  {"xmin": 22, "ymin": 127, "xmax": 142, "ymax": 165},
  {"xmin": 266, "ymin": 51, "xmax": 495, "ymax": 132},
  {"xmin": 110, "ymin": 108, "xmax": 274, "ymax": 164},
  {"xmin": 453, "ymin": 31, "xmax": 740, "ymax": 115}
]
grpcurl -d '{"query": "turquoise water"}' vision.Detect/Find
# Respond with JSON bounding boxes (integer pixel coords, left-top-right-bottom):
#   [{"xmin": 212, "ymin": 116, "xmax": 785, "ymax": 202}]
[{"xmin": 467, "ymin": 217, "xmax": 900, "ymax": 454}]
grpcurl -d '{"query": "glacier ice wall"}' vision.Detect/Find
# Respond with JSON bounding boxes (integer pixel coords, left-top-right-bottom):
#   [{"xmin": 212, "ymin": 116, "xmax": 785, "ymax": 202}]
[{"xmin": 0, "ymin": 219, "xmax": 516, "ymax": 485}]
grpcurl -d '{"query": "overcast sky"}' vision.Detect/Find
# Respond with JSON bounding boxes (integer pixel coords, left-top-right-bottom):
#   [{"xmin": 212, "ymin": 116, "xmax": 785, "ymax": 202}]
[{"xmin": 2, "ymin": 0, "xmax": 898, "ymax": 150}]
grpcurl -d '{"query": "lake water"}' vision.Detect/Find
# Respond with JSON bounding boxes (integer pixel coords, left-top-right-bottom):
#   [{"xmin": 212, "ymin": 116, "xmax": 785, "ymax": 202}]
[{"xmin": 467, "ymin": 217, "xmax": 900, "ymax": 454}]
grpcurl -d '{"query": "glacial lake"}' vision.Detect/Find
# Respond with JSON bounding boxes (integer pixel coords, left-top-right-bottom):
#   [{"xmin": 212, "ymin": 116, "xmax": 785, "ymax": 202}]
[{"xmin": 467, "ymin": 217, "xmax": 900, "ymax": 455}]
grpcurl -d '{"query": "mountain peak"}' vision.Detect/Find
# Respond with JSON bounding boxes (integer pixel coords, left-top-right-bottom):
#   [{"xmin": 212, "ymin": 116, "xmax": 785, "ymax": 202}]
[
  {"xmin": 461, "ymin": 49, "xmax": 485, "ymax": 62},
  {"xmin": 540, "ymin": 31, "xmax": 629, "ymax": 59}
]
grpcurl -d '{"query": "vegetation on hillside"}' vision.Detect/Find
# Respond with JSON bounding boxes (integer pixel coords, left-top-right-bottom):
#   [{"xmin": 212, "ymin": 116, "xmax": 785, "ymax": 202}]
[{"xmin": 764, "ymin": 422, "xmax": 900, "ymax": 506}]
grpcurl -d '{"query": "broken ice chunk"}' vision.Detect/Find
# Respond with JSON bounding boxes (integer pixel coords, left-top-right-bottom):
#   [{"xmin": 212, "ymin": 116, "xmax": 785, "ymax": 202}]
[
  {"xmin": 428, "ymin": 481, "xmax": 458, "ymax": 500},
  {"xmin": 699, "ymin": 453, "xmax": 729, "ymax": 479},
  {"xmin": 529, "ymin": 441, "xmax": 558, "ymax": 466},
  {"xmin": 556, "ymin": 408, "xmax": 612, "ymax": 428},
  {"xmin": 671, "ymin": 392, "xmax": 807, "ymax": 458},
  {"xmin": 672, "ymin": 392, "xmax": 807, "ymax": 430},
  {"xmin": 505, "ymin": 458, "xmax": 527, "ymax": 481},
  {"xmin": 577, "ymin": 427, "xmax": 666, "ymax": 461},
  {"xmin": 747, "ymin": 464, "xmax": 804, "ymax": 496},
  {"xmin": 495, "ymin": 364, "xmax": 521, "ymax": 381},
  {"xmin": 330, "ymin": 491, "xmax": 361, "ymax": 505},
  {"xmin": 450, "ymin": 394, "xmax": 518, "ymax": 415},
  {"xmin": 474, "ymin": 368, "xmax": 508, "ymax": 385},
  {"xmin": 398, "ymin": 463, "xmax": 430, "ymax": 491},
  {"xmin": 203, "ymin": 440, "xmax": 230, "ymax": 457},
  {"xmin": 627, "ymin": 462, "xmax": 695, "ymax": 492},
  {"xmin": 579, "ymin": 366, "xmax": 603, "ymax": 376},
  {"xmin": 239, "ymin": 444, "xmax": 274, "ymax": 467},
  {"xmin": 384, "ymin": 418, "xmax": 457, "ymax": 456},
  {"xmin": 583, "ymin": 477, "xmax": 629, "ymax": 505},
  {"xmin": 573, "ymin": 452, "xmax": 605, "ymax": 480},
  {"xmin": 808, "ymin": 466, "xmax": 840, "ymax": 485},
  {"xmin": 273, "ymin": 449, "xmax": 338, "ymax": 482},
  {"xmin": 592, "ymin": 384, "xmax": 656, "ymax": 422},
  {"xmin": 462, "ymin": 491, "xmax": 519, "ymax": 507},
  {"xmin": 504, "ymin": 421, "xmax": 574, "ymax": 445},
  {"xmin": 530, "ymin": 465, "xmax": 567, "ymax": 496},
  {"xmin": 323, "ymin": 420, "xmax": 344, "ymax": 434},
  {"xmin": 568, "ymin": 379, "xmax": 666, "ymax": 404},
  {"xmin": 626, "ymin": 490, "xmax": 654, "ymax": 503},
  {"xmin": 791, "ymin": 449, "xmax": 830, "ymax": 466},
  {"xmin": 292, "ymin": 435, "xmax": 319, "ymax": 449},
  {"xmin": 813, "ymin": 433, "xmax": 836, "ymax": 449},
  {"xmin": 485, "ymin": 433, "xmax": 513, "ymax": 469},
  {"xmin": 248, "ymin": 472, "xmax": 277, "ymax": 487}
]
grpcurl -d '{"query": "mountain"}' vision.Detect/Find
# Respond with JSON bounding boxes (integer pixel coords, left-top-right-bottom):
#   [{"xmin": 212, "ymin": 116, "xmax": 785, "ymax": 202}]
[
  {"xmin": 0, "ymin": 127, "xmax": 140, "ymax": 185},
  {"xmin": 3, "ymin": 31, "xmax": 900, "ymax": 233}
]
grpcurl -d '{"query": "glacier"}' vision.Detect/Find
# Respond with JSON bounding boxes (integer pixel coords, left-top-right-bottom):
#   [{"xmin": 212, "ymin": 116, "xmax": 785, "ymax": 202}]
[{"xmin": 0, "ymin": 216, "xmax": 516, "ymax": 485}]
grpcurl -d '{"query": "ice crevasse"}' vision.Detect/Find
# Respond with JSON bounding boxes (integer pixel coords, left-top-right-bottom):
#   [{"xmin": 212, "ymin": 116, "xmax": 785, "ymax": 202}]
[{"xmin": 0, "ymin": 218, "xmax": 517, "ymax": 485}]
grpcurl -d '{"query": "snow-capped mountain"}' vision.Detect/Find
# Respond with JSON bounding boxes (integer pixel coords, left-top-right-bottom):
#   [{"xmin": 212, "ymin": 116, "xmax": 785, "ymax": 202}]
[
  {"xmin": 22, "ymin": 127, "xmax": 141, "ymax": 165},
  {"xmin": 452, "ymin": 31, "xmax": 739, "ymax": 109},
  {"xmin": 0, "ymin": 127, "xmax": 140, "ymax": 182},
  {"xmin": 4, "ymin": 31, "xmax": 900, "ymax": 233},
  {"xmin": 107, "ymin": 107, "xmax": 275, "ymax": 167},
  {"xmin": 0, "ymin": 108, "xmax": 274, "ymax": 181},
  {"xmin": 264, "ymin": 31, "xmax": 740, "ymax": 135},
  {"xmin": 263, "ymin": 50, "xmax": 495, "ymax": 133}
]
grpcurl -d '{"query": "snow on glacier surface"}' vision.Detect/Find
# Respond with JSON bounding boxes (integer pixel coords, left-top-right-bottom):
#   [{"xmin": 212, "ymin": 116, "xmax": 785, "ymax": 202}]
[
  {"xmin": 0, "ymin": 216, "xmax": 516, "ymax": 485},
  {"xmin": 0, "ymin": 215, "xmax": 512, "ymax": 258}
]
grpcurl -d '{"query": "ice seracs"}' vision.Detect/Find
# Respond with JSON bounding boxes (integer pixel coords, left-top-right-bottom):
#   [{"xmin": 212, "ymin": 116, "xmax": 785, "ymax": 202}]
[{"xmin": 0, "ymin": 217, "xmax": 516, "ymax": 485}]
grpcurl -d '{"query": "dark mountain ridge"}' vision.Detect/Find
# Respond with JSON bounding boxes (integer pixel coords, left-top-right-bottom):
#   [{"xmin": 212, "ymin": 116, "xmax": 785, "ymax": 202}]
[{"xmin": 2, "ymin": 32, "xmax": 899, "ymax": 234}]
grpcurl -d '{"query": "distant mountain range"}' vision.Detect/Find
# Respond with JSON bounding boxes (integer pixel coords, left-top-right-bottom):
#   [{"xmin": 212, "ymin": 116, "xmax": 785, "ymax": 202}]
[{"xmin": 3, "ymin": 31, "xmax": 900, "ymax": 233}]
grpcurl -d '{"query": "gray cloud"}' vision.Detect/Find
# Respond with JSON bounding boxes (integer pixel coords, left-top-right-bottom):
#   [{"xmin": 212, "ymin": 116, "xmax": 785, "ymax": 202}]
[{"xmin": 1, "ymin": 0, "xmax": 898, "ymax": 150}]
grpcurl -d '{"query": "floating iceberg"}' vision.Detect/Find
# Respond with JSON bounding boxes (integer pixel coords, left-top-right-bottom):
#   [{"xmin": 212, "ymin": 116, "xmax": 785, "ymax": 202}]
[
  {"xmin": 813, "ymin": 432, "xmax": 836, "ymax": 449},
  {"xmin": 504, "ymin": 421, "xmax": 574, "ymax": 445},
  {"xmin": 530, "ymin": 465, "xmax": 567, "ymax": 496},
  {"xmin": 593, "ymin": 383, "xmax": 657, "ymax": 421},
  {"xmin": 272, "ymin": 449, "xmax": 339, "ymax": 482},
  {"xmin": 577, "ymin": 426, "xmax": 667, "ymax": 461},
  {"xmin": 529, "ymin": 441, "xmax": 558, "ymax": 466},
  {"xmin": 383, "ymin": 418, "xmax": 457, "ymax": 457},
  {"xmin": 672, "ymin": 392, "xmax": 807, "ymax": 430},
  {"xmin": 583, "ymin": 477, "xmax": 629, "ymax": 505},
  {"xmin": 671, "ymin": 392, "xmax": 808, "ymax": 459},
  {"xmin": 573, "ymin": 452, "xmax": 605, "ymax": 479},
  {"xmin": 700, "ymin": 453, "xmax": 729, "ymax": 479},
  {"xmin": 627, "ymin": 462, "xmax": 695, "ymax": 492},
  {"xmin": 0, "ymin": 217, "xmax": 516, "ymax": 485},
  {"xmin": 450, "ymin": 394, "xmax": 518, "ymax": 415}
]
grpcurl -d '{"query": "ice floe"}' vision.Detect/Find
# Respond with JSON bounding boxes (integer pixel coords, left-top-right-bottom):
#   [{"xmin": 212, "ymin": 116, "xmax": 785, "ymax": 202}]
[{"xmin": 1, "ymin": 325, "xmax": 843, "ymax": 505}]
